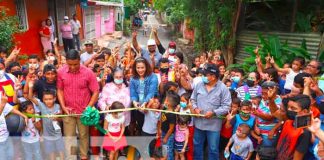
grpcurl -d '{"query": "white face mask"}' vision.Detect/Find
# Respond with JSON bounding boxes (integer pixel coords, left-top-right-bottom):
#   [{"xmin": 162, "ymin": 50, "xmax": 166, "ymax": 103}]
[
  {"xmin": 47, "ymin": 56, "xmax": 56, "ymax": 61},
  {"xmin": 169, "ymin": 48, "xmax": 175, "ymax": 54},
  {"xmin": 29, "ymin": 63, "xmax": 39, "ymax": 69}
]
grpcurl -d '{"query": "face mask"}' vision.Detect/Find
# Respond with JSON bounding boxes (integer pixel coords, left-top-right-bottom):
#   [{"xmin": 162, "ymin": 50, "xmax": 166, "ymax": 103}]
[
  {"xmin": 169, "ymin": 48, "xmax": 175, "ymax": 54},
  {"xmin": 231, "ymin": 76, "xmax": 240, "ymax": 83},
  {"xmin": 114, "ymin": 79, "xmax": 123, "ymax": 85},
  {"xmin": 252, "ymin": 104, "xmax": 258, "ymax": 109},
  {"xmin": 47, "ymin": 56, "xmax": 56, "ymax": 61},
  {"xmin": 0, "ymin": 70, "xmax": 4, "ymax": 79},
  {"xmin": 240, "ymin": 111, "xmax": 250, "ymax": 117},
  {"xmin": 286, "ymin": 110, "xmax": 297, "ymax": 120},
  {"xmin": 29, "ymin": 63, "xmax": 39, "ymax": 69},
  {"xmin": 160, "ymin": 67, "xmax": 169, "ymax": 73},
  {"xmin": 12, "ymin": 71, "xmax": 23, "ymax": 77},
  {"xmin": 202, "ymin": 76, "xmax": 209, "ymax": 84},
  {"xmin": 180, "ymin": 102, "xmax": 187, "ymax": 108},
  {"xmin": 64, "ymin": 20, "xmax": 69, "ymax": 23},
  {"xmin": 246, "ymin": 79, "xmax": 255, "ymax": 87}
]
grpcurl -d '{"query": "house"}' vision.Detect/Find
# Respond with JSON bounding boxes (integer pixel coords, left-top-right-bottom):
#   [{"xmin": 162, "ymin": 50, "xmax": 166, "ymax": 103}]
[
  {"xmin": 84, "ymin": 0, "xmax": 124, "ymax": 40},
  {"xmin": 0, "ymin": 0, "xmax": 82, "ymax": 57}
]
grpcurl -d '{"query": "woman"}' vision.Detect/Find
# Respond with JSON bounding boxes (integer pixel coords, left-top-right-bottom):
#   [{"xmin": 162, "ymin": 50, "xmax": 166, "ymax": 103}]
[
  {"xmin": 60, "ymin": 16, "xmax": 75, "ymax": 53},
  {"xmin": 39, "ymin": 20, "xmax": 52, "ymax": 54},
  {"xmin": 129, "ymin": 57, "xmax": 158, "ymax": 135},
  {"xmin": 98, "ymin": 68, "xmax": 131, "ymax": 124}
]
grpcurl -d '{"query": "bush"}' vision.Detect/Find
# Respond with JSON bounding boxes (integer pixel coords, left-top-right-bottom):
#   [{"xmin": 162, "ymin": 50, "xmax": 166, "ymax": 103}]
[
  {"xmin": 123, "ymin": 19, "xmax": 131, "ymax": 37},
  {"xmin": 0, "ymin": 6, "xmax": 20, "ymax": 50}
]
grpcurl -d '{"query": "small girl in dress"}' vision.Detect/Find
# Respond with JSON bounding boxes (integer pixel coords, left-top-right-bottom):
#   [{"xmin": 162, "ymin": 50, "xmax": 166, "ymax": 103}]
[
  {"xmin": 103, "ymin": 101, "xmax": 127, "ymax": 160},
  {"xmin": 174, "ymin": 115, "xmax": 190, "ymax": 160}
]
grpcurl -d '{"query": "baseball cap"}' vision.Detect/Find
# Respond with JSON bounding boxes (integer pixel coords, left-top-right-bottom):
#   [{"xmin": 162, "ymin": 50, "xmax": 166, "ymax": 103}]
[
  {"xmin": 261, "ymin": 81, "xmax": 278, "ymax": 88},
  {"xmin": 147, "ymin": 39, "xmax": 156, "ymax": 46},
  {"xmin": 203, "ymin": 63, "xmax": 219, "ymax": 77},
  {"xmin": 64, "ymin": 16, "xmax": 69, "ymax": 20},
  {"xmin": 169, "ymin": 41, "xmax": 176, "ymax": 48},
  {"xmin": 84, "ymin": 40, "xmax": 94, "ymax": 46}
]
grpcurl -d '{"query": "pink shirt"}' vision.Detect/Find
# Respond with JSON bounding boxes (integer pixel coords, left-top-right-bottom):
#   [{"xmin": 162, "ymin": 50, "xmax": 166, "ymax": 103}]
[
  {"xmin": 60, "ymin": 24, "xmax": 73, "ymax": 39},
  {"xmin": 175, "ymin": 125, "xmax": 189, "ymax": 142},
  {"xmin": 98, "ymin": 82, "xmax": 131, "ymax": 126},
  {"xmin": 57, "ymin": 65, "xmax": 99, "ymax": 114}
]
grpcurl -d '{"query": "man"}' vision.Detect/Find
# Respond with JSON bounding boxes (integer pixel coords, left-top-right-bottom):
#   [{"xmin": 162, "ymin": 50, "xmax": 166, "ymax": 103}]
[
  {"xmin": 57, "ymin": 49, "xmax": 99, "ymax": 160},
  {"xmin": 305, "ymin": 60, "xmax": 323, "ymax": 91},
  {"xmin": 156, "ymin": 58, "xmax": 175, "ymax": 95},
  {"xmin": 132, "ymin": 31, "xmax": 162, "ymax": 68},
  {"xmin": 80, "ymin": 40, "xmax": 98, "ymax": 67},
  {"xmin": 70, "ymin": 14, "xmax": 82, "ymax": 51},
  {"xmin": 60, "ymin": 16, "xmax": 74, "ymax": 53},
  {"xmin": 191, "ymin": 64, "xmax": 231, "ymax": 160}
]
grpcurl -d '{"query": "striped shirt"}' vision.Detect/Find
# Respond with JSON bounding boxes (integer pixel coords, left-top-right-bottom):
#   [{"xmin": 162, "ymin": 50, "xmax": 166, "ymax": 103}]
[
  {"xmin": 57, "ymin": 65, "xmax": 99, "ymax": 114},
  {"xmin": 236, "ymin": 85, "xmax": 262, "ymax": 101}
]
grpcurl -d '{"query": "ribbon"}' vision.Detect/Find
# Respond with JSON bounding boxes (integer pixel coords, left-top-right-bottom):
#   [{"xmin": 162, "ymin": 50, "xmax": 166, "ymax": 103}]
[{"xmin": 80, "ymin": 107, "xmax": 106, "ymax": 134}]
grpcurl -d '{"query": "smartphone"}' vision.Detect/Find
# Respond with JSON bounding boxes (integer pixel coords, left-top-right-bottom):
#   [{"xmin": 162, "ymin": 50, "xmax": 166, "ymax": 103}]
[{"xmin": 294, "ymin": 113, "xmax": 312, "ymax": 128}]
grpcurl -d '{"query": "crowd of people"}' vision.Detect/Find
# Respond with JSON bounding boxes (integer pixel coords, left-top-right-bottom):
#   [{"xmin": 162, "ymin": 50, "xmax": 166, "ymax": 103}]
[{"xmin": 0, "ymin": 22, "xmax": 323, "ymax": 160}]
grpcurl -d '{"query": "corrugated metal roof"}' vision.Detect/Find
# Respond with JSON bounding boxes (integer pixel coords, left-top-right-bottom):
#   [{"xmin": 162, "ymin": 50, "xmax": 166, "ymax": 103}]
[{"xmin": 235, "ymin": 30, "xmax": 322, "ymax": 63}]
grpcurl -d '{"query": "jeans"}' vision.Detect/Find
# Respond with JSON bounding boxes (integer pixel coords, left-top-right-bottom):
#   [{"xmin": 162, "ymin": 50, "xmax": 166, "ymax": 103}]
[
  {"xmin": 62, "ymin": 38, "xmax": 75, "ymax": 53},
  {"xmin": 22, "ymin": 141, "xmax": 42, "ymax": 160},
  {"xmin": 162, "ymin": 132, "xmax": 175, "ymax": 160},
  {"xmin": 73, "ymin": 34, "xmax": 81, "ymax": 51},
  {"xmin": 0, "ymin": 138, "xmax": 14, "ymax": 160},
  {"xmin": 193, "ymin": 127, "xmax": 220, "ymax": 160}
]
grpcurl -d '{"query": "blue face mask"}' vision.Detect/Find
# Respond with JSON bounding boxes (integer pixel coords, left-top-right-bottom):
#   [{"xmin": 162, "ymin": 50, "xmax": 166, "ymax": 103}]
[
  {"xmin": 180, "ymin": 102, "xmax": 187, "ymax": 108},
  {"xmin": 231, "ymin": 76, "xmax": 240, "ymax": 83},
  {"xmin": 114, "ymin": 79, "xmax": 123, "ymax": 85},
  {"xmin": 202, "ymin": 76, "xmax": 209, "ymax": 84},
  {"xmin": 169, "ymin": 48, "xmax": 175, "ymax": 54}
]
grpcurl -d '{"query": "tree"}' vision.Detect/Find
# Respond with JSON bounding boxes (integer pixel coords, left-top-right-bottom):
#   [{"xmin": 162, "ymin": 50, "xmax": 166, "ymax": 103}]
[
  {"xmin": 124, "ymin": 0, "xmax": 143, "ymax": 15},
  {"xmin": 0, "ymin": 4, "xmax": 20, "ymax": 50}
]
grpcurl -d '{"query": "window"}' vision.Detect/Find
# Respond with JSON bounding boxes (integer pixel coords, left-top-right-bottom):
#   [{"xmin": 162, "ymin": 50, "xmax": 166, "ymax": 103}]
[{"xmin": 15, "ymin": 0, "xmax": 28, "ymax": 30}]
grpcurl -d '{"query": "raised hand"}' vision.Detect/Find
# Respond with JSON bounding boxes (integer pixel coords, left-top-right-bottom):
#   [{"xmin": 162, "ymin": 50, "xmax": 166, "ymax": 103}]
[
  {"xmin": 226, "ymin": 110, "xmax": 235, "ymax": 121},
  {"xmin": 270, "ymin": 56, "xmax": 275, "ymax": 64},
  {"xmin": 132, "ymin": 31, "xmax": 137, "ymax": 38},
  {"xmin": 267, "ymin": 86, "xmax": 278, "ymax": 101},
  {"xmin": 14, "ymin": 75, "xmax": 23, "ymax": 91}
]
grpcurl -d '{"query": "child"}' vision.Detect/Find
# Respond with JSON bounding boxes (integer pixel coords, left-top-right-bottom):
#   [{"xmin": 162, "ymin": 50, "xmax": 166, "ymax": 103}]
[
  {"xmin": 28, "ymin": 82, "xmax": 64, "ymax": 160},
  {"xmin": 225, "ymin": 123, "xmax": 254, "ymax": 160},
  {"xmin": 270, "ymin": 56, "xmax": 304, "ymax": 94},
  {"xmin": 102, "ymin": 101, "xmax": 127, "ymax": 160},
  {"xmin": 19, "ymin": 101, "xmax": 42, "ymax": 160},
  {"xmin": 174, "ymin": 115, "xmax": 190, "ymax": 160},
  {"xmin": 142, "ymin": 97, "xmax": 161, "ymax": 136},
  {"xmin": 157, "ymin": 91, "xmax": 180, "ymax": 160},
  {"xmin": 220, "ymin": 97, "xmax": 240, "ymax": 160},
  {"xmin": 175, "ymin": 93, "xmax": 194, "ymax": 160},
  {"xmin": 225, "ymin": 100, "xmax": 255, "ymax": 134},
  {"xmin": 0, "ymin": 93, "xmax": 28, "ymax": 160}
]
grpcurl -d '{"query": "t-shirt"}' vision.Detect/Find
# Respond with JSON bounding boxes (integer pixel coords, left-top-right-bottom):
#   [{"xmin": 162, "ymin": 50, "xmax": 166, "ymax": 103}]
[
  {"xmin": 284, "ymin": 69, "xmax": 301, "ymax": 90},
  {"xmin": 105, "ymin": 114, "xmax": 125, "ymax": 133},
  {"xmin": 37, "ymin": 99, "xmax": 62, "ymax": 140},
  {"xmin": 80, "ymin": 52, "xmax": 94, "ymax": 64},
  {"xmin": 34, "ymin": 79, "xmax": 56, "ymax": 101},
  {"xmin": 0, "ymin": 103, "xmax": 13, "ymax": 142},
  {"xmin": 60, "ymin": 24, "xmax": 73, "ymax": 39},
  {"xmin": 142, "ymin": 111, "xmax": 160, "ymax": 134},
  {"xmin": 236, "ymin": 85, "xmax": 262, "ymax": 101},
  {"xmin": 230, "ymin": 134, "xmax": 254, "ymax": 159},
  {"xmin": 161, "ymin": 112, "xmax": 176, "ymax": 133},
  {"xmin": 21, "ymin": 117, "xmax": 40, "ymax": 143},
  {"xmin": 174, "ymin": 124, "xmax": 189, "ymax": 142},
  {"xmin": 70, "ymin": 19, "xmax": 81, "ymax": 35},
  {"xmin": 231, "ymin": 114, "xmax": 255, "ymax": 134}
]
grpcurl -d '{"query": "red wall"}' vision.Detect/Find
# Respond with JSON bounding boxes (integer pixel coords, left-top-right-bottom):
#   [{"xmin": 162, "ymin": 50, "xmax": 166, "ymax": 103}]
[{"xmin": 1, "ymin": 0, "xmax": 49, "ymax": 57}]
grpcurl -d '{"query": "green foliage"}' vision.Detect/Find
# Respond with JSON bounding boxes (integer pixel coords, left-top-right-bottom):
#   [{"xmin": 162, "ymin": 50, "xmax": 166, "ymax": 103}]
[
  {"xmin": 115, "ymin": 22, "xmax": 122, "ymax": 31},
  {"xmin": 123, "ymin": 19, "xmax": 131, "ymax": 37},
  {"xmin": 124, "ymin": 0, "xmax": 142, "ymax": 15},
  {"xmin": 295, "ymin": 12, "xmax": 312, "ymax": 32},
  {"xmin": 228, "ymin": 34, "xmax": 311, "ymax": 73},
  {"xmin": 0, "ymin": 6, "xmax": 20, "ymax": 50}
]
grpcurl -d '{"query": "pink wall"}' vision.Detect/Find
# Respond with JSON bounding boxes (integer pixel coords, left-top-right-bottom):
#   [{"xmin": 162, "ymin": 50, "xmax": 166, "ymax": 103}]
[
  {"xmin": 95, "ymin": 6, "xmax": 101, "ymax": 38},
  {"xmin": 106, "ymin": 8, "xmax": 115, "ymax": 34}
]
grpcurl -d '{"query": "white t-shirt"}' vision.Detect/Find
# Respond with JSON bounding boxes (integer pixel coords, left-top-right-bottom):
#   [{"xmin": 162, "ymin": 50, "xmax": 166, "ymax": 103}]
[
  {"xmin": 142, "ymin": 111, "xmax": 160, "ymax": 134},
  {"xmin": 105, "ymin": 114, "xmax": 125, "ymax": 133},
  {"xmin": 80, "ymin": 52, "xmax": 94, "ymax": 64},
  {"xmin": 70, "ymin": 19, "xmax": 81, "ymax": 35},
  {"xmin": 284, "ymin": 68, "xmax": 301, "ymax": 90},
  {"xmin": 21, "ymin": 118, "xmax": 40, "ymax": 143},
  {"xmin": 0, "ymin": 103, "xmax": 13, "ymax": 142}
]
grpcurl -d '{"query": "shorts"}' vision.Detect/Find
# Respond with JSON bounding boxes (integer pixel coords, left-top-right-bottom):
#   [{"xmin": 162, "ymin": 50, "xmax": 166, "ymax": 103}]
[
  {"xmin": 174, "ymin": 141, "xmax": 188, "ymax": 152},
  {"xmin": 43, "ymin": 138, "xmax": 65, "ymax": 155}
]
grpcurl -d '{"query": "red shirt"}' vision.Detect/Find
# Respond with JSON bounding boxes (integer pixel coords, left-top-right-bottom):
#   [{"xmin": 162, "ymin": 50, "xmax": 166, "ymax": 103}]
[
  {"xmin": 40, "ymin": 26, "xmax": 50, "ymax": 36},
  {"xmin": 57, "ymin": 65, "xmax": 99, "ymax": 114}
]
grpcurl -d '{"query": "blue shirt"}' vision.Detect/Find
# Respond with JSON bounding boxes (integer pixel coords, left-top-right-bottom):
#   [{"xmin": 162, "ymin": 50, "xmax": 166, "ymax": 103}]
[
  {"xmin": 130, "ymin": 74, "xmax": 158, "ymax": 103},
  {"xmin": 191, "ymin": 80, "xmax": 231, "ymax": 131},
  {"xmin": 141, "ymin": 47, "xmax": 162, "ymax": 67}
]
